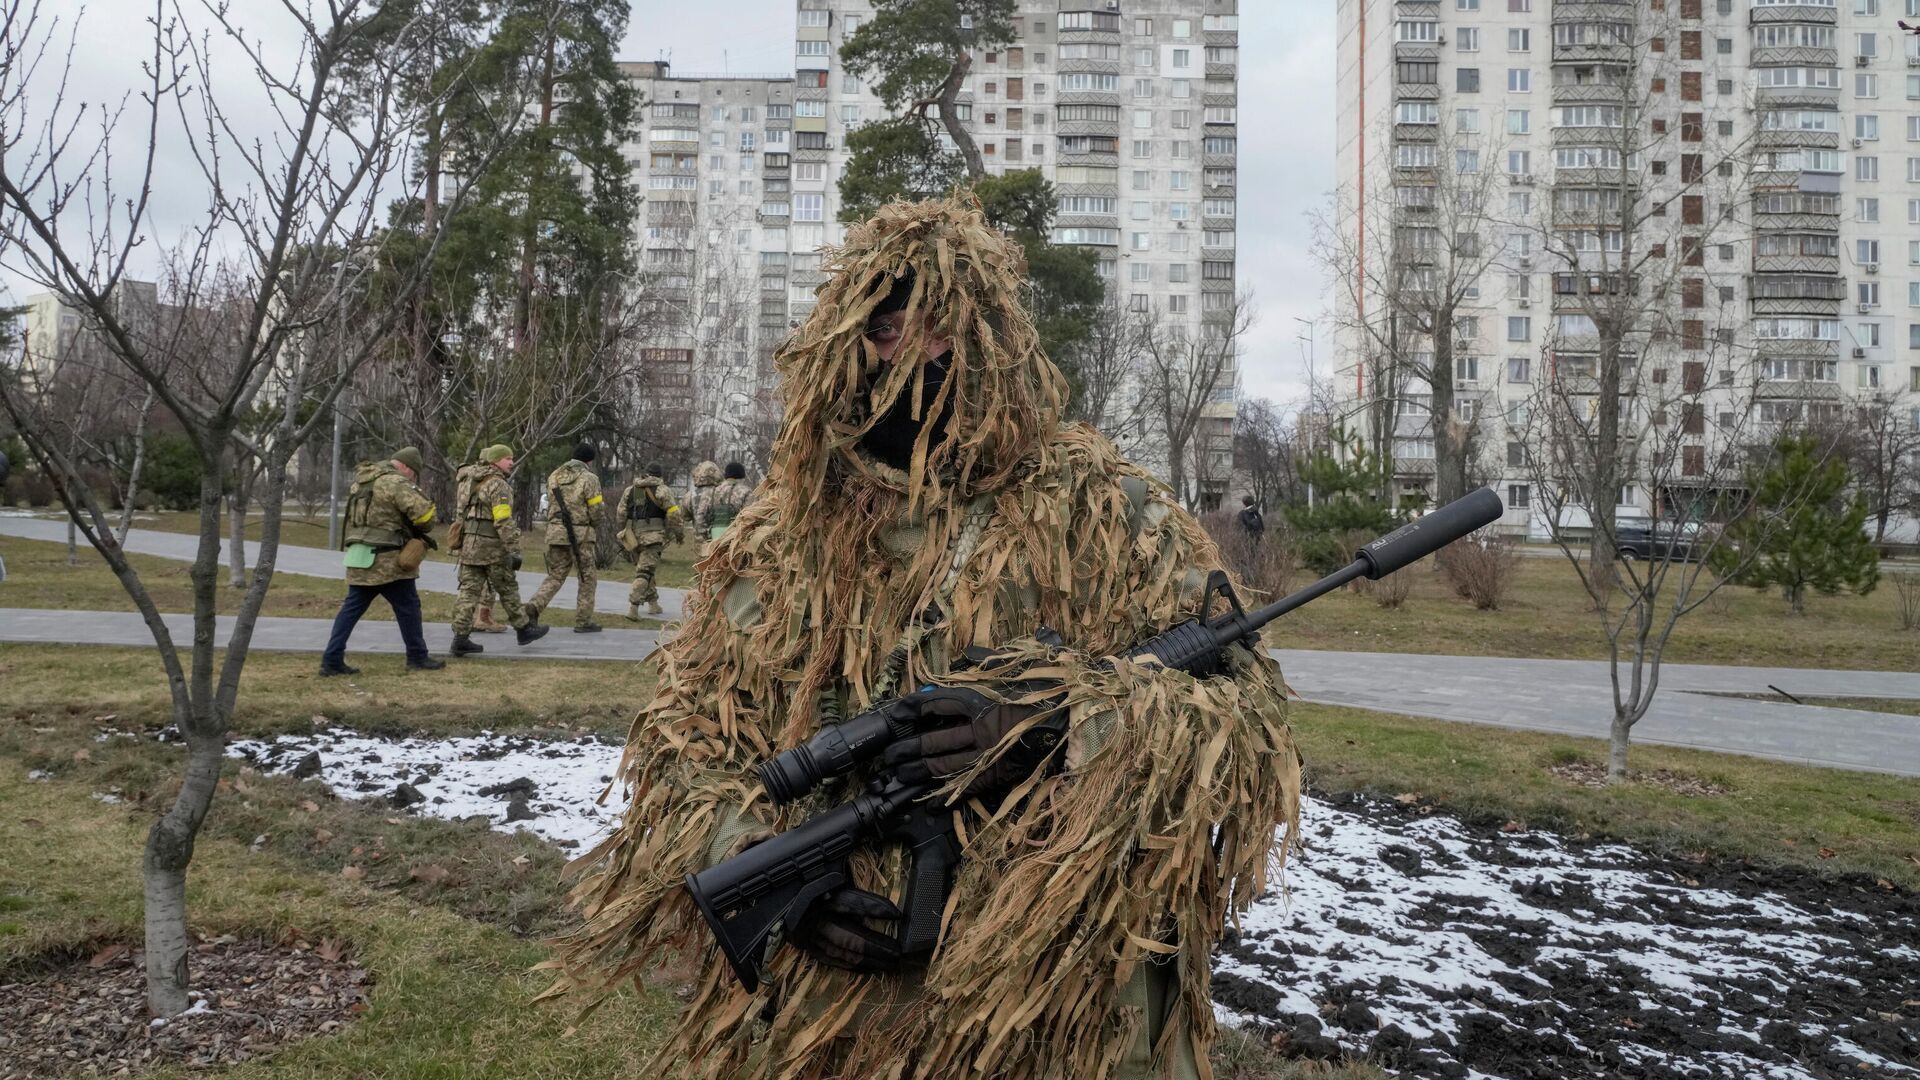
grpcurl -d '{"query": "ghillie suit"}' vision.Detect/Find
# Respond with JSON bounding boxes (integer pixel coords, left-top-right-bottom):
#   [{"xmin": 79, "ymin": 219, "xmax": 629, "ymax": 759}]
[{"xmin": 548, "ymin": 197, "xmax": 1302, "ymax": 1079}]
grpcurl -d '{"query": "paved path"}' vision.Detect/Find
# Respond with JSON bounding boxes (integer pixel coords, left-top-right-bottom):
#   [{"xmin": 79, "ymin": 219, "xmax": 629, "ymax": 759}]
[
  {"xmin": 3, "ymin": 602, "xmax": 1917, "ymax": 776},
  {"xmin": 0, "ymin": 515, "xmax": 688, "ymax": 618}
]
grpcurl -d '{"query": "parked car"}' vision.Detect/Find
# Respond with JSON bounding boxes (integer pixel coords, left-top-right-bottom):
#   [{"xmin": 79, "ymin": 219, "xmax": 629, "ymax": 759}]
[{"xmin": 1614, "ymin": 522, "xmax": 1703, "ymax": 563}]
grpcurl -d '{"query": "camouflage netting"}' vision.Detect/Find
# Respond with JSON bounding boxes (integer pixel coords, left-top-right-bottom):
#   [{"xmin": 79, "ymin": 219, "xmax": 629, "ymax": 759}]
[{"xmin": 546, "ymin": 196, "xmax": 1303, "ymax": 1079}]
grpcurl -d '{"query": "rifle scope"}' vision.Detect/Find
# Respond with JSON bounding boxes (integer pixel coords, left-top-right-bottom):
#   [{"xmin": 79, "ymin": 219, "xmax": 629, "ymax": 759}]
[{"xmin": 755, "ymin": 486, "xmax": 1503, "ymax": 806}]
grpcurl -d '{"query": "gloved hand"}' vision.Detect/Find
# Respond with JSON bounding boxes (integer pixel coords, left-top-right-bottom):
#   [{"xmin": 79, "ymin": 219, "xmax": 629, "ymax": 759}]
[
  {"xmin": 790, "ymin": 886, "xmax": 904, "ymax": 974},
  {"xmin": 510, "ymin": 552, "xmax": 523, "ymax": 571},
  {"xmin": 880, "ymin": 683, "xmax": 1066, "ymax": 797}
]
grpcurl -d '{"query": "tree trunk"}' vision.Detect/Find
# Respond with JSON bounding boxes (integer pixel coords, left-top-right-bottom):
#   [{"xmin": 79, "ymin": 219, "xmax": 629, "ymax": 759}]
[
  {"xmin": 1607, "ymin": 710, "xmax": 1632, "ymax": 781},
  {"xmin": 227, "ymin": 480, "xmax": 248, "ymax": 590},
  {"xmin": 1789, "ymin": 581, "xmax": 1806, "ymax": 615},
  {"xmin": 1589, "ymin": 334, "xmax": 1622, "ymax": 594},
  {"xmin": 142, "ymin": 730, "xmax": 223, "ymax": 1015},
  {"xmin": 68, "ymin": 514, "xmax": 78, "ymax": 565},
  {"xmin": 513, "ymin": 32, "xmax": 557, "ymax": 363},
  {"xmin": 1429, "ymin": 318, "xmax": 1464, "ymax": 507},
  {"xmin": 934, "ymin": 52, "xmax": 985, "ymax": 179}
]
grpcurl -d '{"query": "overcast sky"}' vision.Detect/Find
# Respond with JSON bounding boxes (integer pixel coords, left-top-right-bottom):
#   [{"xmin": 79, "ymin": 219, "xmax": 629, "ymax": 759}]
[{"xmin": 11, "ymin": 2, "xmax": 1337, "ymax": 410}]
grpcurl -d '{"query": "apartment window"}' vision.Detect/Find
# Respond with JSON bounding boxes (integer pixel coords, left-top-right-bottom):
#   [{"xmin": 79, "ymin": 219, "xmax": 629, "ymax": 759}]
[
  {"xmin": 1133, "ymin": 139, "xmax": 1153, "ymax": 158},
  {"xmin": 1508, "ymin": 68, "xmax": 1530, "ymax": 93},
  {"xmin": 1456, "ymin": 355, "xmax": 1480, "ymax": 381},
  {"xmin": 1133, "ymin": 170, "xmax": 1151, "ymax": 190},
  {"xmin": 1171, "ymin": 79, "xmax": 1192, "ymax": 99},
  {"xmin": 1168, "ymin": 295, "xmax": 1189, "ymax": 314},
  {"xmin": 1859, "ymin": 32, "xmax": 1879, "ymax": 57},
  {"xmin": 794, "ymin": 193, "xmax": 823, "ymax": 222},
  {"xmin": 1131, "ymin": 232, "xmax": 1150, "ymax": 251},
  {"xmin": 1860, "ymin": 364, "xmax": 1883, "ymax": 388},
  {"xmin": 1171, "ymin": 140, "xmax": 1191, "ymax": 159},
  {"xmin": 797, "ymin": 40, "xmax": 828, "ymax": 56},
  {"xmin": 795, "ymin": 99, "xmax": 826, "ymax": 117},
  {"xmin": 1864, "ymin": 324, "xmax": 1884, "ymax": 348},
  {"xmin": 1170, "ymin": 170, "xmax": 1191, "ymax": 190},
  {"xmin": 1860, "ymin": 156, "xmax": 1881, "ymax": 181},
  {"xmin": 1457, "ymin": 149, "xmax": 1481, "ymax": 173},
  {"xmin": 1169, "ymin": 263, "xmax": 1190, "ymax": 282},
  {"xmin": 1459, "ymin": 0, "xmax": 1478, "ymax": 6},
  {"xmin": 843, "ymin": 15, "xmax": 860, "ymax": 34},
  {"xmin": 1862, "ymin": 281, "xmax": 1882, "ymax": 305},
  {"xmin": 1456, "ymin": 108, "xmax": 1481, "ymax": 133},
  {"xmin": 1860, "ymin": 197, "xmax": 1882, "ymax": 222},
  {"xmin": 1507, "ymin": 316, "xmax": 1531, "ymax": 341},
  {"xmin": 1129, "ymin": 76, "xmax": 1152, "ymax": 99},
  {"xmin": 1458, "ymin": 27, "xmax": 1480, "ymax": 52},
  {"xmin": 1860, "ymin": 115, "xmax": 1881, "ymax": 140},
  {"xmin": 1719, "ymin": 78, "xmax": 1735, "ymax": 95},
  {"xmin": 1509, "ymin": 0, "xmax": 1530, "ymax": 9},
  {"xmin": 1172, "ymin": 110, "xmax": 1191, "ymax": 129},
  {"xmin": 1718, "ymin": 120, "xmax": 1734, "ymax": 137},
  {"xmin": 1134, "ymin": 109, "xmax": 1152, "ymax": 129},
  {"xmin": 797, "ymin": 9, "xmax": 829, "ymax": 27},
  {"xmin": 1507, "ymin": 356, "xmax": 1530, "ymax": 383},
  {"xmin": 1860, "ymin": 0, "xmax": 1881, "ymax": 14},
  {"xmin": 1172, "ymin": 18, "xmax": 1191, "ymax": 37},
  {"xmin": 1681, "ymin": 71, "xmax": 1702, "ymax": 101},
  {"xmin": 1172, "ymin": 48, "xmax": 1191, "ymax": 68},
  {"xmin": 1506, "ymin": 109, "xmax": 1530, "ymax": 135},
  {"xmin": 1130, "ymin": 263, "xmax": 1150, "ymax": 286},
  {"xmin": 1134, "ymin": 17, "xmax": 1153, "ymax": 33},
  {"xmin": 1508, "ymin": 28, "xmax": 1530, "ymax": 51},
  {"xmin": 1507, "ymin": 484, "xmax": 1530, "ymax": 508},
  {"xmin": 1718, "ymin": 37, "xmax": 1733, "ymax": 55},
  {"xmin": 1458, "ymin": 68, "xmax": 1481, "ymax": 93},
  {"xmin": 1858, "ymin": 74, "xmax": 1879, "ymax": 98},
  {"xmin": 1508, "ymin": 191, "xmax": 1531, "ymax": 215},
  {"xmin": 1682, "ymin": 31, "xmax": 1702, "ymax": 60}
]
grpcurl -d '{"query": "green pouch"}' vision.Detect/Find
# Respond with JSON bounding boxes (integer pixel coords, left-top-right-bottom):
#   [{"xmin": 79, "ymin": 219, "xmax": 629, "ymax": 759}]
[{"xmin": 343, "ymin": 543, "xmax": 377, "ymax": 569}]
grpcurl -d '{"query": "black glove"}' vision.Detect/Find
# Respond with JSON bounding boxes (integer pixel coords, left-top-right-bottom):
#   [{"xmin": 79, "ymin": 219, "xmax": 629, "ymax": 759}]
[
  {"xmin": 790, "ymin": 885, "xmax": 904, "ymax": 974},
  {"xmin": 880, "ymin": 683, "xmax": 1066, "ymax": 797},
  {"xmin": 510, "ymin": 552, "xmax": 523, "ymax": 571}
]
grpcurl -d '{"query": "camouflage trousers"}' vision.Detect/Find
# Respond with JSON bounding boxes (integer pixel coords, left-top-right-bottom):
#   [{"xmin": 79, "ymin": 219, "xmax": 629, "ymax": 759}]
[
  {"xmin": 529, "ymin": 542, "xmax": 596, "ymax": 626},
  {"xmin": 627, "ymin": 540, "xmax": 664, "ymax": 606},
  {"xmin": 452, "ymin": 562, "xmax": 526, "ymax": 634}
]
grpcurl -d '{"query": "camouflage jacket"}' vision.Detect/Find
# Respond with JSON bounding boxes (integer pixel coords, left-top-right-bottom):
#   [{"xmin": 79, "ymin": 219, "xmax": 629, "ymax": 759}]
[
  {"xmin": 343, "ymin": 461, "xmax": 436, "ymax": 586},
  {"xmin": 696, "ymin": 476, "xmax": 755, "ymax": 539},
  {"xmin": 617, "ymin": 474, "xmax": 679, "ymax": 544},
  {"xmin": 543, "ymin": 459, "xmax": 604, "ymax": 548},
  {"xmin": 454, "ymin": 463, "xmax": 520, "ymax": 566}
]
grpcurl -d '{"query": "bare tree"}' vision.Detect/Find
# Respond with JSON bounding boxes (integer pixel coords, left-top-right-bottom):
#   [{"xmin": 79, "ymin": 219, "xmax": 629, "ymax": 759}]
[
  {"xmin": 1842, "ymin": 391, "xmax": 1920, "ymax": 545},
  {"xmin": 0, "ymin": 0, "xmax": 515, "ymax": 1014},
  {"xmin": 1137, "ymin": 289, "xmax": 1254, "ymax": 510},
  {"xmin": 1233, "ymin": 396, "xmax": 1306, "ymax": 513},
  {"xmin": 1065, "ymin": 290, "xmax": 1150, "ymax": 451},
  {"xmin": 1317, "ymin": 119, "xmax": 1510, "ymax": 509}
]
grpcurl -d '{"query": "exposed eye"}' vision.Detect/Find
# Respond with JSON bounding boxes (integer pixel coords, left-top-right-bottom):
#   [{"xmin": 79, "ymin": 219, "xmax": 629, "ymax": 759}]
[{"xmin": 864, "ymin": 322, "xmax": 901, "ymax": 345}]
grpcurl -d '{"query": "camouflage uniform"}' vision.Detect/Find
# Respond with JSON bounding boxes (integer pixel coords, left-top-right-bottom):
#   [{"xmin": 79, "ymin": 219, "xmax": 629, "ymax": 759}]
[
  {"xmin": 322, "ymin": 457, "xmax": 438, "ymax": 671},
  {"xmin": 617, "ymin": 472, "xmax": 679, "ymax": 615},
  {"xmin": 685, "ymin": 461, "xmax": 721, "ymax": 543},
  {"xmin": 529, "ymin": 457, "xmax": 605, "ymax": 627},
  {"xmin": 451, "ymin": 462, "xmax": 530, "ymax": 634},
  {"xmin": 697, "ymin": 475, "xmax": 754, "ymax": 541}
]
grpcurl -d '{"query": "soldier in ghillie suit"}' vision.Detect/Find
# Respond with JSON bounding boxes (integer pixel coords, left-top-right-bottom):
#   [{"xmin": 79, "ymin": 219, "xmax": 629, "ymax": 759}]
[
  {"xmin": 528, "ymin": 443, "xmax": 606, "ymax": 633},
  {"xmin": 322, "ymin": 447, "xmax": 444, "ymax": 675},
  {"xmin": 549, "ymin": 197, "xmax": 1301, "ymax": 1079},
  {"xmin": 449, "ymin": 444, "xmax": 549, "ymax": 657},
  {"xmin": 695, "ymin": 460, "xmax": 754, "ymax": 541},
  {"xmin": 617, "ymin": 463, "xmax": 680, "ymax": 619}
]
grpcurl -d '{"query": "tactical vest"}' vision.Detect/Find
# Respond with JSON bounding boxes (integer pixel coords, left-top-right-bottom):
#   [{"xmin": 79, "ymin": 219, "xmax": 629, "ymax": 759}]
[
  {"xmin": 628, "ymin": 482, "xmax": 667, "ymax": 523},
  {"xmin": 708, "ymin": 499, "xmax": 738, "ymax": 530},
  {"xmin": 343, "ymin": 466, "xmax": 409, "ymax": 550},
  {"xmin": 458, "ymin": 468, "xmax": 499, "ymax": 538}
]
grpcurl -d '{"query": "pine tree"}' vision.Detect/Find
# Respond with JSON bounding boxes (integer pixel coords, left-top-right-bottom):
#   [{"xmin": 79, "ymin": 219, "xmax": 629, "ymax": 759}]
[
  {"xmin": 1714, "ymin": 433, "xmax": 1879, "ymax": 614},
  {"xmin": 1285, "ymin": 427, "xmax": 1402, "ymax": 575}
]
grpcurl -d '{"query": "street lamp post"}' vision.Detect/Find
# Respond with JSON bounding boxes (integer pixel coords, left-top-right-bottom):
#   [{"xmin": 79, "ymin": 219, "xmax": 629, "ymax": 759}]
[{"xmin": 1295, "ymin": 316, "xmax": 1316, "ymax": 509}]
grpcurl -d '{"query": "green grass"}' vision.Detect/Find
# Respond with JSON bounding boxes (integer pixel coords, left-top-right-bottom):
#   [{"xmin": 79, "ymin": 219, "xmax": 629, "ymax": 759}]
[
  {"xmin": 1694, "ymin": 692, "xmax": 1920, "ymax": 718},
  {"xmin": 1265, "ymin": 554, "xmax": 1918, "ymax": 670},
  {"xmin": 0, "ymin": 644, "xmax": 650, "ymax": 740},
  {"xmin": 1292, "ymin": 701, "xmax": 1920, "ymax": 889}
]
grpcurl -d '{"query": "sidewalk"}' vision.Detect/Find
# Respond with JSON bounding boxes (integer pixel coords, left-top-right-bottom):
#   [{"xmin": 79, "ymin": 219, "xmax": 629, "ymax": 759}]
[{"xmin": 0, "ymin": 515, "xmax": 686, "ymax": 617}]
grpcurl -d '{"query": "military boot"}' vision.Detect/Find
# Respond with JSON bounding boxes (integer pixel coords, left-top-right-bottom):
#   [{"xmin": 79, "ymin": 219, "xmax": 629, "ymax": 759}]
[
  {"xmin": 646, "ymin": 600, "xmax": 663, "ymax": 615},
  {"xmin": 626, "ymin": 603, "xmax": 641, "ymax": 622},
  {"xmin": 474, "ymin": 605, "xmax": 507, "ymax": 634},
  {"xmin": 574, "ymin": 622, "xmax": 603, "ymax": 634},
  {"xmin": 451, "ymin": 634, "xmax": 484, "ymax": 657},
  {"xmin": 516, "ymin": 622, "xmax": 550, "ymax": 646}
]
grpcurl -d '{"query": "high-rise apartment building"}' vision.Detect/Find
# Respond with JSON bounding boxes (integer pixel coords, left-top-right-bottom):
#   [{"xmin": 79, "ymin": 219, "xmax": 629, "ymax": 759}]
[
  {"xmin": 619, "ymin": 62, "xmax": 799, "ymax": 459},
  {"xmin": 1335, "ymin": 0, "xmax": 1920, "ymax": 537},
  {"xmin": 799, "ymin": 0, "xmax": 1243, "ymax": 506}
]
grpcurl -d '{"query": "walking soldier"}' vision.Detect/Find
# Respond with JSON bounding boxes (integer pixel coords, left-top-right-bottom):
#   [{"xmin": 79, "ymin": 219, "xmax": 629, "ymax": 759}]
[
  {"xmin": 528, "ymin": 442, "xmax": 606, "ymax": 633},
  {"xmin": 449, "ymin": 444, "xmax": 549, "ymax": 656},
  {"xmin": 617, "ymin": 462, "xmax": 679, "ymax": 620}
]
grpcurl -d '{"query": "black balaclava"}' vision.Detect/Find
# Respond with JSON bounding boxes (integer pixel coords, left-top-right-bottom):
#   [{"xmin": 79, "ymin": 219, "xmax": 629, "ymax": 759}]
[{"xmin": 858, "ymin": 272, "xmax": 956, "ymax": 471}]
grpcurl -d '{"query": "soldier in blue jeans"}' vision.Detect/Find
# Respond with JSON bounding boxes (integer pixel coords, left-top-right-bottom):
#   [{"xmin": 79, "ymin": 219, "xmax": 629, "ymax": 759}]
[{"xmin": 321, "ymin": 447, "xmax": 444, "ymax": 675}]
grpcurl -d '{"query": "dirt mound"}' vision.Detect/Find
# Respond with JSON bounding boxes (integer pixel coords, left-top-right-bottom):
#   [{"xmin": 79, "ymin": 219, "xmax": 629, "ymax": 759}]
[{"xmin": 0, "ymin": 935, "xmax": 369, "ymax": 1078}]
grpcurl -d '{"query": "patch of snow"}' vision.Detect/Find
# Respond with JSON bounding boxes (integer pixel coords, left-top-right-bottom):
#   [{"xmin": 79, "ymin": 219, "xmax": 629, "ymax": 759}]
[
  {"xmin": 148, "ymin": 995, "xmax": 212, "ymax": 1028},
  {"xmin": 27, "ymin": 769, "xmax": 52, "ymax": 781}
]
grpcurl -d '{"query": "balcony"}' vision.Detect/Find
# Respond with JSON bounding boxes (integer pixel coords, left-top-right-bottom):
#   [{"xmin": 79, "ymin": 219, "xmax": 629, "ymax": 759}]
[{"xmin": 1748, "ymin": 2, "xmax": 1838, "ymax": 26}]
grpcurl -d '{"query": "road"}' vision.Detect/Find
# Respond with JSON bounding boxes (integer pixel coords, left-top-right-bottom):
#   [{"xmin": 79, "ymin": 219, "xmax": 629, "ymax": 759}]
[{"xmin": 3, "ymin": 602, "xmax": 1916, "ymax": 776}]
